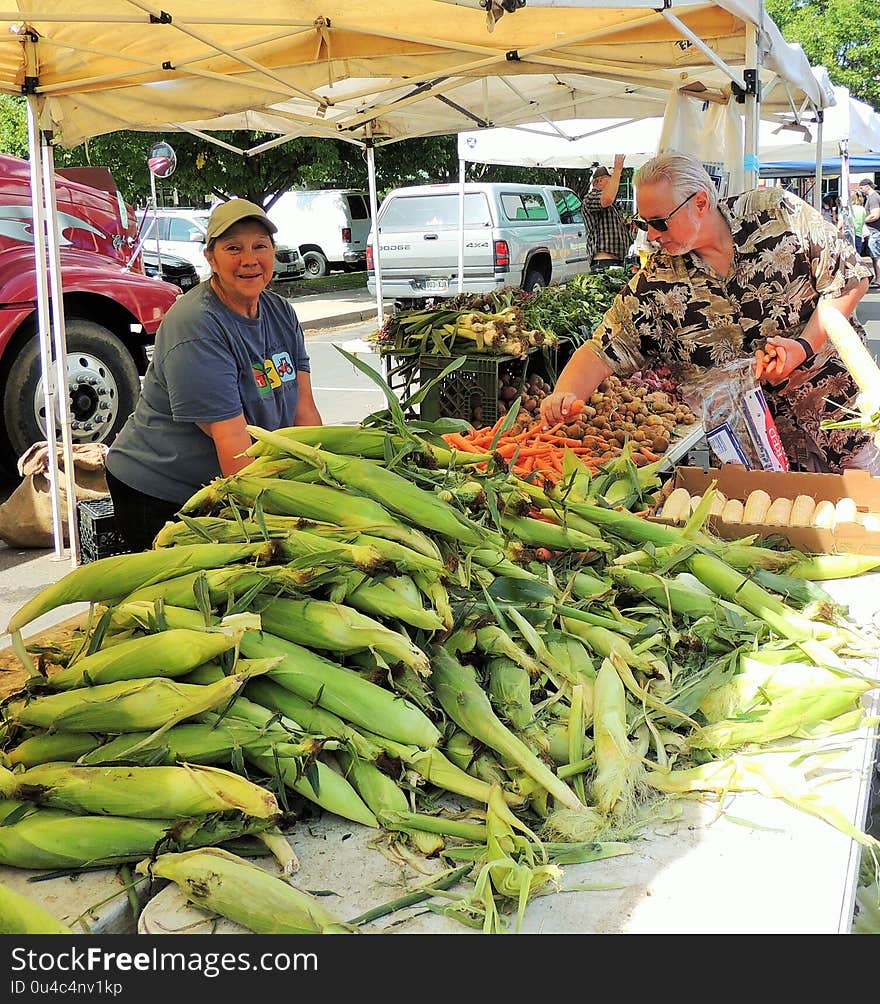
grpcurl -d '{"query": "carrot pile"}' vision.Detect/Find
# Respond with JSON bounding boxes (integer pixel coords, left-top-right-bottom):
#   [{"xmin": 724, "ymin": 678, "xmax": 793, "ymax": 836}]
[{"xmin": 442, "ymin": 400, "xmax": 664, "ymax": 486}]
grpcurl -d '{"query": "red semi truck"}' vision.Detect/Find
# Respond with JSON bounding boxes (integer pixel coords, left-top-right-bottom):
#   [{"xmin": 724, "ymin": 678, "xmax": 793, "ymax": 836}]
[{"xmin": 0, "ymin": 154, "xmax": 180, "ymax": 469}]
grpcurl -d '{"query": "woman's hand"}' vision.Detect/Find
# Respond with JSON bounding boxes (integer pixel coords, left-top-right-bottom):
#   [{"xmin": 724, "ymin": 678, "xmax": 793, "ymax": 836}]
[
  {"xmin": 540, "ymin": 391, "xmax": 581, "ymax": 428},
  {"xmin": 754, "ymin": 336, "xmax": 810, "ymax": 384}
]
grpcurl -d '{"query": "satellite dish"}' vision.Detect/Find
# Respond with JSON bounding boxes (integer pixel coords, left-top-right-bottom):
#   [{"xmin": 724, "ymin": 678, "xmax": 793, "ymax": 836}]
[{"xmin": 148, "ymin": 141, "xmax": 177, "ymax": 179}]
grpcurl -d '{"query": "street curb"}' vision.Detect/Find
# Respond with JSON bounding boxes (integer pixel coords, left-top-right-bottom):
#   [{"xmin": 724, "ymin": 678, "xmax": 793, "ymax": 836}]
[{"xmin": 300, "ymin": 306, "xmax": 390, "ymax": 333}]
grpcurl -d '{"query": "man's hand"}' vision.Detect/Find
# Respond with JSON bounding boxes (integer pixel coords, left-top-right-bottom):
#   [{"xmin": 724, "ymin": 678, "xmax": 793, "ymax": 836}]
[
  {"xmin": 613, "ymin": 153, "xmax": 625, "ymax": 173},
  {"xmin": 540, "ymin": 391, "xmax": 580, "ymax": 428},
  {"xmin": 754, "ymin": 336, "xmax": 810, "ymax": 384}
]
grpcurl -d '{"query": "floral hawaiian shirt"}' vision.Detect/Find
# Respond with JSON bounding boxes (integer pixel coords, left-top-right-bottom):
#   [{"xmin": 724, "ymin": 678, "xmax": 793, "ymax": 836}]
[{"xmin": 590, "ymin": 187, "xmax": 873, "ymax": 471}]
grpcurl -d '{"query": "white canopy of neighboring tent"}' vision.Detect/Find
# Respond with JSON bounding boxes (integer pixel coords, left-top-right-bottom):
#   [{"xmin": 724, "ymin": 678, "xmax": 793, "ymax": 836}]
[{"xmin": 0, "ymin": 1, "xmax": 832, "ymax": 562}]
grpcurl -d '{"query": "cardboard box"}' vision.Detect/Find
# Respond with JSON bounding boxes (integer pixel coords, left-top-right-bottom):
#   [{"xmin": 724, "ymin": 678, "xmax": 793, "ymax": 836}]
[{"xmin": 649, "ymin": 464, "xmax": 880, "ymax": 555}]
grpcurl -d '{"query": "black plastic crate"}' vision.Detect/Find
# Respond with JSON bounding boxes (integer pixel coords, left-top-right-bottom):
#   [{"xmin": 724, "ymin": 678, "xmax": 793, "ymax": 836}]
[
  {"xmin": 77, "ymin": 495, "xmax": 130, "ymax": 564},
  {"xmin": 417, "ymin": 343, "xmax": 561, "ymax": 426}
]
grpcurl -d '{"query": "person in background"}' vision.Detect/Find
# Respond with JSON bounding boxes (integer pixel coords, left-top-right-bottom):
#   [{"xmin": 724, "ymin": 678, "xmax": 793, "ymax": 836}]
[
  {"xmin": 584, "ymin": 154, "xmax": 631, "ymax": 270},
  {"xmin": 859, "ymin": 178, "xmax": 880, "ymax": 289},
  {"xmin": 850, "ymin": 190, "xmax": 867, "ymax": 255},
  {"xmin": 541, "ymin": 151, "xmax": 875, "ymax": 474},
  {"xmin": 105, "ymin": 198, "xmax": 322, "ymax": 550}
]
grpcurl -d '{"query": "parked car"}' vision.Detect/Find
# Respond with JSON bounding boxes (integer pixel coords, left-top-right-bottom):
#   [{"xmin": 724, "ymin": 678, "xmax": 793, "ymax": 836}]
[
  {"xmin": 141, "ymin": 248, "xmax": 201, "ymax": 293},
  {"xmin": 0, "ymin": 156, "xmax": 179, "ymax": 467},
  {"xmin": 366, "ymin": 182, "xmax": 591, "ymax": 308},
  {"xmin": 266, "ymin": 189, "xmax": 371, "ymax": 277},
  {"xmin": 137, "ymin": 208, "xmax": 306, "ymax": 282}
]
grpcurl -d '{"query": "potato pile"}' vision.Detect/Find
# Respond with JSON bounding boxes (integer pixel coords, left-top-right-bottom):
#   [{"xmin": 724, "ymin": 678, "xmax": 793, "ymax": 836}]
[{"xmin": 497, "ymin": 372, "xmax": 698, "ymax": 463}]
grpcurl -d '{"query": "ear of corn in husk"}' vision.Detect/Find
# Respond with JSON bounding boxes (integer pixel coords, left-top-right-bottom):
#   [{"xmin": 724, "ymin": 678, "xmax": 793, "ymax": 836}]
[
  {"xmin": 0, "ymin": 799, "xmax": 272, "ymax": 869},
  {"xmin": 11, "ymin": 761, "xmax": 280, "ymax": 819},
  {"xmin": 0, "ymin": 878, "xmax": 74, "ymax": 934},
  {"xmin": 137, "ymin": 847, "xmax": 354, "ymax": 933},
  {"xmin": 47, "ymin": 629, "xmax": 238, "ymax": 691},
  {"xmin": 6, "ymin": 541, "xmax": 274, "ymax": 635}
]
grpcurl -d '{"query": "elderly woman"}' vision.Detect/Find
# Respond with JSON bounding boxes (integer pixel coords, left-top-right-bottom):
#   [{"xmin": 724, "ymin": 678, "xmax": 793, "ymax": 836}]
[
  {"xmin": 541, "ymin": 151, "xmax": 874, "ymax": 474},
  {"xmin": 106, "ymin": 198, "xmax": 322, "ymax": 550}
]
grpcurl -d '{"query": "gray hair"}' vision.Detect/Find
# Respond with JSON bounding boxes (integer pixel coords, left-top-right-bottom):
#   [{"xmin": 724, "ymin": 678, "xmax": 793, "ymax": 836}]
[{"xmin": 634, "ymin": 151, "xmax": 718, "ymax": 210}]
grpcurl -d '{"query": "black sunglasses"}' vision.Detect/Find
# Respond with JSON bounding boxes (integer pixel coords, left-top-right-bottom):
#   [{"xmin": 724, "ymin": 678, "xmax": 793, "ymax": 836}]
[{"xmin": 635, "ymin": 191, "xmax": 697, "ymax": 232}]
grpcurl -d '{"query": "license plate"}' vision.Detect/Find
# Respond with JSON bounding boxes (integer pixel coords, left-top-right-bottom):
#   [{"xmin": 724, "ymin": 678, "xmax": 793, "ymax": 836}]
[{"xmin": 423, "ymin": 279, "xmax": 448, "ymax": 291}]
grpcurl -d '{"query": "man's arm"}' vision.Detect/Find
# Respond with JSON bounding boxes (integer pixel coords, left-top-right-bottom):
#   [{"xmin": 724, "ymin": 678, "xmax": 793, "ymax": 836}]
[
  {"xmin": 599, "ymin": 154, "xmax": 626, "ymax": 208},
  {"xmin": 540, "ymin": 343, "xmax": 613, "ymax": 426}
]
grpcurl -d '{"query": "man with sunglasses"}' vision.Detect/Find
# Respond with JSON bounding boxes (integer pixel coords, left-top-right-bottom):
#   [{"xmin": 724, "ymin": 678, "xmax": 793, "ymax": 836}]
[{"xmin": 541, "ymin": 151, "xmax": 876, "ymax": 473}]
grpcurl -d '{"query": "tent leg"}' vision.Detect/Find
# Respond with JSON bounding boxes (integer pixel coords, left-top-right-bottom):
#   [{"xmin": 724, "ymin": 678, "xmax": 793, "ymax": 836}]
[
  {"xmin": 41, "ymin": 135, "xmax": 80, "ymax": 567},
  {"xmin": 365, "ymin": 134, "xmax": 384, "ymax": 331},
  {"xmin": 25, "ymin": 96, "xmax": 65, "ymax": 562},
  {"xmin": 742, "ymin": 23, "xmax": 761, "ymax": 192},
  {"xmin": 457, "ymin": 158, "xmax": 465, "ymax": 294},
  {"xmin": 814, "ymin": 112, "xmax": 824, "ymax": 211}
]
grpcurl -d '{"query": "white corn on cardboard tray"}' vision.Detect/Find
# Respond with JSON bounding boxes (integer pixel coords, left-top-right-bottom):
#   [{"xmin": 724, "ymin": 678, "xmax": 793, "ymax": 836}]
[{"xmin": 650, "ymin": 464, "xmax": 880, "ymax": 555}]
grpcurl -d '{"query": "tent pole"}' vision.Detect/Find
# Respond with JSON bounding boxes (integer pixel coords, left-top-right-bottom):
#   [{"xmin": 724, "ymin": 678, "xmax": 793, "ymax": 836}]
[
  {"xmin": 40, "ymin": 135, "xmax": 80, "ymax": 567},
  {"xmin": 457, "ymin": 157, "xmax": 465, "ymax": 294},
  {"xmin": 25, "ymin": 96, "xmax": 64, "ymax": 561},
  {"xmin": 365, "ymin": 133, "xmax": 384, "ymax": 329},
  {"xmin": 814, "ymin": 111, "xmax": 824, "ymax": 211},
  {"xmin": 743, "ymin": 22, "xmax": 761, "ymax": 192}
]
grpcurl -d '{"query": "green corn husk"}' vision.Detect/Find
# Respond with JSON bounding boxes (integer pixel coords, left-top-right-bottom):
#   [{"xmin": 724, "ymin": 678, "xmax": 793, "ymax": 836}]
[
  {"xmin": 243, "ymin": 678, "xmax": 383, "ymax": 760},
  {"xmin": 11, "ymin": 762, "xmax": 280, "ymax": 820},
  {"xmin": 121, "ymin": 565, "xmax": 309, "ymax": 610},
  {"xmin": 591, "ymin": 658, "xmax": 646, "ymax": 820},
  {"xmin": 137, "ymin": 847, "xmax": 354, "ymax": 934},
  {"xmin": 240, "ymin": 631, "xmax": 440, "ymax": 748},
  {"xmin": 189, "ymin": 474, "xmax": 441, "ymax": 559},
  {"xmin": 329, "ymin": 571, "xmax": 445, "ymax": 632},
  {"xmin": 246, "ymin": 427, "xmax": 497, "ymax": 549},
  {"xmin": 0, "ymin": 879, "xmax": 74, "ymax": 934},
  {"xmin": 431, "ymin": 645, "xmax": 583, "ymax": 812},
  {"xmin": 6, "ymin": 541, "xmax": 274, "ymax": 635},
  {"xmin": 245, "ymin": 425, "xmax": 417, "ymax": 461},
  {"xmin": 0, "ymin": 799, "xmax": 272, "ymax": 870},
  {"xmin": 333, "ymin": 749, "xmax": 442, "ymax": 854},
  {"xmin": 47, "ymin": 629, "xmax": 239, "ymax": 691},
  {"xmin": 258, "ymin": 597, "xmax": 431, "ymax": 678},
  {"xmin": 6, "ymin": 733, "xmax": 105, "ymax": 769},
  {"xmin": 500, "ymin": 514, "xmax": 610, "ymax": 554},
  {"xmin": 10, "ymin": 662, "xmax": 269, "ymax": 734},
  {"xmin": 786, "ymin": 554, "xmax": 880, "ymax": 581},
  {"xmin": 487, "ymin": 657, "xmax": 535, "ymax": 731},
  {"xmin": 78, "ymin": 720, "xmax": 315, "ymax": 766}
]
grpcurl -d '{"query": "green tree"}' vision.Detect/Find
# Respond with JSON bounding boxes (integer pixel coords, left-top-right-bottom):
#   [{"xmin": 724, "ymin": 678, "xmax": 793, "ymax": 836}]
[{"xmin": 767, "ymin": 0, "xmax": 880, "ymax": 109}]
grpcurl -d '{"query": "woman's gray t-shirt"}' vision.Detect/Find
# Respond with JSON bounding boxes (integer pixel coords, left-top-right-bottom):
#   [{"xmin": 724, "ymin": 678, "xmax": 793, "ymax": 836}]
[{"xmin": 106, "ymin": 282, "xmax": 310, "ymax": 503}]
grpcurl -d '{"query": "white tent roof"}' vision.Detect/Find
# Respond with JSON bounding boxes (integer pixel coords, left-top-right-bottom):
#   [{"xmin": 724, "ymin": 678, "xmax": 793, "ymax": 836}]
[{"xmin": 0, "ymin": 1, "xmax": 830, "ymax": 149}]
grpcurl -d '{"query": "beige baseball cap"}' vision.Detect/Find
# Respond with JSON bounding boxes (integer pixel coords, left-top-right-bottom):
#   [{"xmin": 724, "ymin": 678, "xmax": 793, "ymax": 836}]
[{"xmin": 205, "ymin": 198, "xmax": 277, "ymax": 241}]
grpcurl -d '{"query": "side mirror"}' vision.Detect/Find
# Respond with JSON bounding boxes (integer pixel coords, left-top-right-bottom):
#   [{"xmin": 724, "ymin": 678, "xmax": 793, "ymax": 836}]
[{"xmin": 190, "ymin": 230, "xmax": 206, "ymax": 243}]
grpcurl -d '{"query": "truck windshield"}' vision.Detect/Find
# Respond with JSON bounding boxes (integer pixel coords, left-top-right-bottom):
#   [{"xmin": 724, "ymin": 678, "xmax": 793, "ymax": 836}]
[{"xmin": 380, "ymin": 193, "xmax": 492, "ymax": 230}]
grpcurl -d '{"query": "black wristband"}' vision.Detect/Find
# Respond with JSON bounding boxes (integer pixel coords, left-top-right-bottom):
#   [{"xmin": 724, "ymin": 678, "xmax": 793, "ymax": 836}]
[{"xmin": 794, "ymin": 336, "xmax": 815, "ymax": 364}]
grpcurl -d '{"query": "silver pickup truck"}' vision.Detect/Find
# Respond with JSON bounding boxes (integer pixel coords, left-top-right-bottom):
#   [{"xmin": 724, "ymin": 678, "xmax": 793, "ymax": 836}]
[{"xmin": 367, "ymin": 182, "xmax": 592, "ymax": 308}]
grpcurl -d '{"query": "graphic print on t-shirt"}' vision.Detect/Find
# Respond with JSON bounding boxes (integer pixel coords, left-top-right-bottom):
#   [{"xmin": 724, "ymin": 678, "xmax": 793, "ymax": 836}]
[{"xmin": 252, "ymin": 351, "xmax": 297, "ymax": 394}]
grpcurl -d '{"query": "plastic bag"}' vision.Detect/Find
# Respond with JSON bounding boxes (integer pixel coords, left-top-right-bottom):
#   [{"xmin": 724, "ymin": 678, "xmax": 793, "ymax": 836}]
[{"xmin": 680, "ymin": 359, "xmax": 789, "ymax": 471}]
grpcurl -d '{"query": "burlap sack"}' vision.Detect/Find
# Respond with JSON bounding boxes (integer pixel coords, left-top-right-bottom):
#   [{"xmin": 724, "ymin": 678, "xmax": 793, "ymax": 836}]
[{"xmin": 0, "ymin": 442, "xmax": 109, "ymax": 548}]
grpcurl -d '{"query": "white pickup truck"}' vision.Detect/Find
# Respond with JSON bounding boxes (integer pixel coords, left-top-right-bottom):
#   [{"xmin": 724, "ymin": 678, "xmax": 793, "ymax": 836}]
[{"xmin": 367, "ymin": 182, "xmax": 592, "ymax": 308}]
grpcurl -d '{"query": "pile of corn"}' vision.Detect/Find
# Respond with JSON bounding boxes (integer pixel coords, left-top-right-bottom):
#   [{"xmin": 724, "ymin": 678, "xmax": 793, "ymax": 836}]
[{"xmin": 2, "ymin": 424, "xmax": 879, "ymax": 934}]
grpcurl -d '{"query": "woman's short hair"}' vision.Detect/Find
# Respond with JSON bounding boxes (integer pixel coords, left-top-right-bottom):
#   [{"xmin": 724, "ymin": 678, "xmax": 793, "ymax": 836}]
[{"xmin": 634, "ymin": 151, "xmax": 718, "ymax": 210}]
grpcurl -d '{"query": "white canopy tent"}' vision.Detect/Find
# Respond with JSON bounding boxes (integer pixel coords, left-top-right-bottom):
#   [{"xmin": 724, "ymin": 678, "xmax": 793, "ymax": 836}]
[{"xmin": 0, "ymin": 0, "xmax": 831, "ymax": 560}]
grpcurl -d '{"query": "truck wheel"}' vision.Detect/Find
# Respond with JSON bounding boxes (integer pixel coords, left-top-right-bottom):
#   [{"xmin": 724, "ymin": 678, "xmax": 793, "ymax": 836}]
[
  {"xmin": 1, "ymin": 319, "xmax": 140, "ymax": 463},
  {"xmin": 523, "ymin": 269, "xmax": 546, "ymax": 292},
  {"xmin": 302, "ymin": 250, "xmax": 328, "ymax": 278}
]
